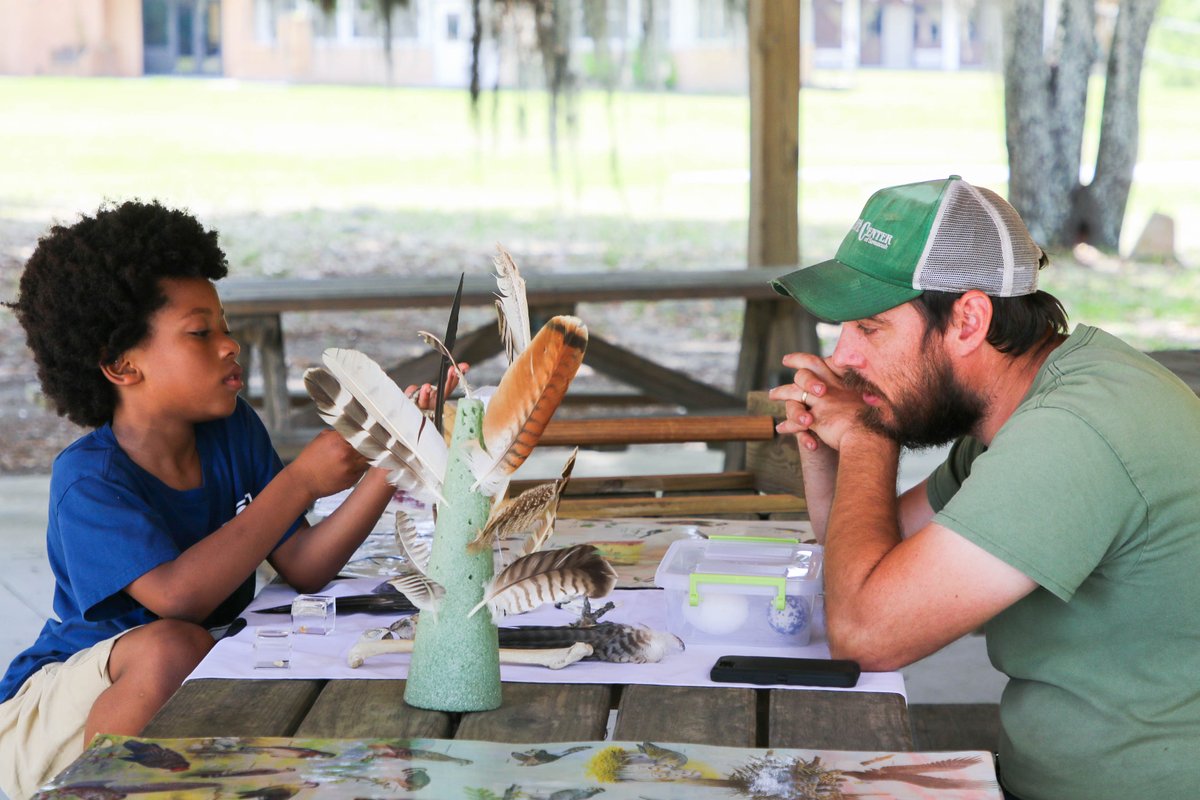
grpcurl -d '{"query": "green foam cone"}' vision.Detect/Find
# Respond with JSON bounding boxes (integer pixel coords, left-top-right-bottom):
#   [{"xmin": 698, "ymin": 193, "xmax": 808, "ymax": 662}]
[{"xmin": 404, "ymin": 398, "xmax": 502, "ymax": 711}]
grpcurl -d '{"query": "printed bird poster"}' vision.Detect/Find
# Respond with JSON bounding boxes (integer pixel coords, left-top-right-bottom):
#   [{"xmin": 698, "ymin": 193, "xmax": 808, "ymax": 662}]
[{"xmin": 36, "ymin": 735, "xmax": 1002, "ymax": 799}]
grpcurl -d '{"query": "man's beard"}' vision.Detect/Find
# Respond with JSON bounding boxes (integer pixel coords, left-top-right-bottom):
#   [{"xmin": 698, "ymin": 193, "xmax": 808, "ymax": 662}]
[{"xmin": 843, "ymin": 355, "xmax": 984, "ymax": 450}]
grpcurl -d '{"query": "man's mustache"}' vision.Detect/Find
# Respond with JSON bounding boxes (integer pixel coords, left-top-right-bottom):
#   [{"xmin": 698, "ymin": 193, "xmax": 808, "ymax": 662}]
[{"xmin": 843, "ymin": 368, "xmax": 886, "ymax": 402}]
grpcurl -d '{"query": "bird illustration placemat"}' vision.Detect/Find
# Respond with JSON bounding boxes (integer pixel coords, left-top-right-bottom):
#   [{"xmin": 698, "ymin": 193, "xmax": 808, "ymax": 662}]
[{"xmin": 36, "ymin": 735, "xmax": 1002, "ymax": 799}]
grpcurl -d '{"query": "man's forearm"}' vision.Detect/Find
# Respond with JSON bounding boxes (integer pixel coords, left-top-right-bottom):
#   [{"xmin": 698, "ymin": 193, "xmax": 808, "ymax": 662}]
[
  {"xmin": 797, "ymin": 445, "xmax": 838, "ymax": 544},
  {"xmin": 823, "ymin": 430, "xmax": 902, "ymax": 658}
]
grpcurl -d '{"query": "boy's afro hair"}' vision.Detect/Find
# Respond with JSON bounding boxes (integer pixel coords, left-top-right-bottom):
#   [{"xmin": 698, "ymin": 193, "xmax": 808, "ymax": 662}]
[{"xmin": 8, "ymin": 200, "xmax": 229, "ymax": 427}]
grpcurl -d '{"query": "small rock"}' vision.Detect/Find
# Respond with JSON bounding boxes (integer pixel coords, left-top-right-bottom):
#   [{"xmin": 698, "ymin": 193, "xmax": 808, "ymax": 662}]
[{"xmin": 1129, "ymin": 212, "xmax": 1179, "ymax": 265}]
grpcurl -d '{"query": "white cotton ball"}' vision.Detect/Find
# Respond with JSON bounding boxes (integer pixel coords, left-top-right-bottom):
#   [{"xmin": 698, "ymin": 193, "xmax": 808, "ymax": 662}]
[
  {"xmin": 766, "ymin": 595, "xmax": 810, "ymax": 635},
  {"xmin": 682, "ymin": 592, "xmax": 749, "ymax": 635}
]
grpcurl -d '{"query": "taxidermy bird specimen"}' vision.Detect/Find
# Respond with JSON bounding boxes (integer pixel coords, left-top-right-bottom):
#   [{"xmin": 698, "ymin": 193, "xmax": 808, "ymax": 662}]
[{"xmin": 306, "ymin": 247, "xmax": 620, "ymax": 711}]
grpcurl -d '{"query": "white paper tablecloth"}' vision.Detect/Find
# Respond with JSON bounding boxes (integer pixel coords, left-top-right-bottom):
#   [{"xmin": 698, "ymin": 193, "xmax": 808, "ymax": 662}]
[{"xmin": 189, "ymin": 579, "xmax": 905, "ymax": 698}]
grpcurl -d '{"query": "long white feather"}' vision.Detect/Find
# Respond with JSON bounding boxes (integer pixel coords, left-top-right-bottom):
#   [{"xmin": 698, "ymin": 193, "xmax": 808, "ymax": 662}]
[
  {"xmin": 394, "ymin": 510, "xmax": 431, "ymax": 576},
  {"xmin": 308, "ymin": 348, "xmax": 448, "ymax": 503},
  {"xmin": 493, "ymin": 245, "xmax": 531, "ymax": 364}
]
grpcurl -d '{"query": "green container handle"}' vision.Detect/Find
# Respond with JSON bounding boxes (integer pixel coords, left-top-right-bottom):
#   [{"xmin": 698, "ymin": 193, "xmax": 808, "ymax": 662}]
[
  {"xmin": 707, "ymin": 535, "xmax": 801, "ymax": 545},
  {"xmin": 689, "ymin": 573, "xmax": 788, "ymax": 610}
]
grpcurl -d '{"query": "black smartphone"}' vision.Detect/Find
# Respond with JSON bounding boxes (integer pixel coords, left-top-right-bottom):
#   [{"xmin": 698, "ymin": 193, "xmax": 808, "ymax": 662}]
[{"xmin": 710, "ymin": 655, "xmax": 861, "ymax": 688}]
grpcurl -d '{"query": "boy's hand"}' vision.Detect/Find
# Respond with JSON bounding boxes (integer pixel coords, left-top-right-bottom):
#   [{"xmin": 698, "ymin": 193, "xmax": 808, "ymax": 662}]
[
  {"xmin": 404, "ymin": 362, "xmax": 469, "ymax": 411},
  {"xmin": 291, "ymin": 429, "xmax": 370, "ymax": 502}
]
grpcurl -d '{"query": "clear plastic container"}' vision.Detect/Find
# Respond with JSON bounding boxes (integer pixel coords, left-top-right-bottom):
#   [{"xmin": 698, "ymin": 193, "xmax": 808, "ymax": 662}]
[{"xmin": 654, "ymin": 536, "xmax": 823, "ymax": 646}]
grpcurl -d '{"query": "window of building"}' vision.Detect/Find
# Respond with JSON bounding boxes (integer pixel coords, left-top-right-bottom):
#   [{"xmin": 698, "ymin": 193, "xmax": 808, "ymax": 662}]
[
  {"xmin": 696, "ymin": 0, "xmax": 736, "ymax": 40},
  {"xmin": 253, "ymin": 0, "xmax": 301, "ymax": 43},
  {"xmin": 352, "ymin": 0, "xmax": 419, "ymax": 40}
]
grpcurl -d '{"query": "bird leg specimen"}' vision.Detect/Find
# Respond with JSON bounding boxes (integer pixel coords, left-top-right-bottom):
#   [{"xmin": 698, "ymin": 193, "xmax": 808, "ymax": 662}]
[{"xmin": 347, "ymin": 628, "xmax": 592, "ymax": 670}]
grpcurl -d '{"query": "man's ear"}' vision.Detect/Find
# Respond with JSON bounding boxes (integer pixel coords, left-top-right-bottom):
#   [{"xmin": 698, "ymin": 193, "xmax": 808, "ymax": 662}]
[
  {"xmin": 100, "ymin": 356, "xmax": 142, "ymax": 386},
  {"xmin": 950, "ymin": 291, "xmax": 993, "ymax": 355}
]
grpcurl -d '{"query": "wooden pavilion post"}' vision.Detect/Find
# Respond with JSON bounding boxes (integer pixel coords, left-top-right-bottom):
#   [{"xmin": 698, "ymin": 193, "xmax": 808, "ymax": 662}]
[{"xmin": 735, "ymin": 0, "xmax": 820, "ymax": 408}]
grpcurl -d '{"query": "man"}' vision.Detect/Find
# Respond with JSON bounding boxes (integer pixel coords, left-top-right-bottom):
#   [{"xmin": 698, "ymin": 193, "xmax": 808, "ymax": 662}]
[{"xmin": 768, "ymin": 176, "xmax": 1200, "ymax": 800}]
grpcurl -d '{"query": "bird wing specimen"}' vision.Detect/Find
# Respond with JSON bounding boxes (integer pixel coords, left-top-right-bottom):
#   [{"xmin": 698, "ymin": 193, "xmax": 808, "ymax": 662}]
[
  {"xmin": 467, "ymin": 448, "xmax": 578, "ymax": 556},
  {"xmin": 499, "ymin": 622, "xmax": 684, "ymax": 663},
  {"xmin": 304, "ymin": 348, "xmax": 448, "ymax": 503},
  {"xmin": 493, "ymin": 245, "xmax": 531, "ymax": 363},
  {"xmin": 470, "ymin": 316, "xmax": 587, "ymax": 496},
  {"xmin": 468, "ymin": 544, "xmax": 617, "ymax": 623},
  {"xmin": 394, "ymin": 510, "xmax": 431, "ymax": 575}
]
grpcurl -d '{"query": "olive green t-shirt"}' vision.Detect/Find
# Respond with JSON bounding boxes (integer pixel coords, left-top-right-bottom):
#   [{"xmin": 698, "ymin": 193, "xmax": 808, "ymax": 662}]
[{"xmin": 927, "ymin": 325, "xmax": 1200, "ymax": 800}]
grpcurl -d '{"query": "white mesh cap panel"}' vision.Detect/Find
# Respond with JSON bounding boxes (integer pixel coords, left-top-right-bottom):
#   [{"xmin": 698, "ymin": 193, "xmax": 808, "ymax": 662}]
[{"xmin": 913, "ymin": 180, "xmax": 1042, "ymax": 297}]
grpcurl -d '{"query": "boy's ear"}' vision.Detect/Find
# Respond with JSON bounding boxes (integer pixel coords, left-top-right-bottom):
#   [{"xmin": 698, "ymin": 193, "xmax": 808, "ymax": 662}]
[{"xmin": 100, "ymin": 356, "xmax": 142, "ymax": 386}]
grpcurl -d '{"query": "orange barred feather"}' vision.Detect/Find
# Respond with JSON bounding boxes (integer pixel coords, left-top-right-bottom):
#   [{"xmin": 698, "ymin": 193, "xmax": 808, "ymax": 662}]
[{"xmin": 471, "ymin": 315, "xmax": 587, "ymax": 496}]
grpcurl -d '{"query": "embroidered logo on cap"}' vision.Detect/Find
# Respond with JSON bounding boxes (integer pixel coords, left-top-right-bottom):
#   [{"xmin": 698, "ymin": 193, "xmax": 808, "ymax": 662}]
[{"xmin": 852, "ymin": 218, "xmax": 894, "ymax": 250}]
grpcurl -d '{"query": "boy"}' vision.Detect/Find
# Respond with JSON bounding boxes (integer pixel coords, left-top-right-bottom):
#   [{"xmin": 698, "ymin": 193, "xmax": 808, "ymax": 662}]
[{"xmin": 0, "ymin": 201, "xmax": 455, "ymax": 797}]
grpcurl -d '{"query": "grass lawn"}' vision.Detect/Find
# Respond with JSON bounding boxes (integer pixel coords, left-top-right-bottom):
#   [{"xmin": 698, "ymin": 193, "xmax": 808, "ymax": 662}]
[{"xmin": 0, "ymin": 70, "xmax": 1198, "ymax": 351}]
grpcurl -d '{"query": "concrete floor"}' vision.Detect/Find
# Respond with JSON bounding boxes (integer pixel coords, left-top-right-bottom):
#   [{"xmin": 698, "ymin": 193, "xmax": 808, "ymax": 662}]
[{"xmin": 0, "ymin": 444, "xmax": 1005, "ymax": 706}]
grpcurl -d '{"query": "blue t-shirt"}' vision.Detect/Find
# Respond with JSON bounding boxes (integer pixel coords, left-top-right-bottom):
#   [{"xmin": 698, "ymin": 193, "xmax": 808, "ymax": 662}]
[{"xmin": 0, "ymin": 398, "xmax": 303, "ymax": 702}]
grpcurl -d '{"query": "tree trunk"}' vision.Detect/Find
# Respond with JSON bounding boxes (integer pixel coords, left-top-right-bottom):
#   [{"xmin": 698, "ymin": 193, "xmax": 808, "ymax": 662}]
[
  {"xmin": 469, "ymin": 0, "xmax": 483, "ymax": 109},
  {"xmin": 1072, "ymin": 0, "xmax": 1162, "ymax": 250},
  {"xmin": 532, "ymin": 0, "xmax": 572, "ymax": 177},
  {"xmin": 1003, "ymin": 0, "xmax": 1094, "ymax": 246},
  {"xmin": 1004, "ymin": 1, "xmax": 1161, "ymax": 253}
]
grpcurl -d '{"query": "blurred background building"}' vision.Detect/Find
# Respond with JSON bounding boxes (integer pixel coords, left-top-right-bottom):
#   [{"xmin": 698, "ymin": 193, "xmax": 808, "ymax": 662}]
[{"xmin": 0, "ymin": 0, "xmax": 1006, "ymax": 91}]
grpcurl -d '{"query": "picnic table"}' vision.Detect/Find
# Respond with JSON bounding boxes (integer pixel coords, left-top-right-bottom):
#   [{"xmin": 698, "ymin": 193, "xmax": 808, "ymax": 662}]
[
  {"xmin": 139, "ymin": 456, "xmax": 900, "ymax": 753},
  {"xmin": 131, "ymin": 397, "xmax": 962, "ymax": 759},
  {"xmin": 222, "ymin": 267, "xmax": 791, "ymax": 434},
  {"xmin": 141, "ymin": 676, "xmax": 913, "ymax": 752}
]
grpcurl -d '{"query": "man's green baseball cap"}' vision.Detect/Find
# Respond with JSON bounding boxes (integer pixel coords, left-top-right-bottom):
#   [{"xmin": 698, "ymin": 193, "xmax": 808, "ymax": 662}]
[{"xmin": 772, "ymin": 176, "xmax": 1045, "ymax": 322}]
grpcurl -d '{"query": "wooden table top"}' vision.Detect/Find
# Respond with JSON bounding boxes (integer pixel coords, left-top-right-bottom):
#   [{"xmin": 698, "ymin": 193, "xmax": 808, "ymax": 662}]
[{"xmin": 143, "ymin": 676, "xmax": 913, "ymax": 752}]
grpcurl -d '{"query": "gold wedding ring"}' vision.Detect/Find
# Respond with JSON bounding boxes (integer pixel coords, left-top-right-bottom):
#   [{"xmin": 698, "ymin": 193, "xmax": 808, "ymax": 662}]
[{"xmin": 801, "ymin": 390, "xmax": 809, "ymax": 405}]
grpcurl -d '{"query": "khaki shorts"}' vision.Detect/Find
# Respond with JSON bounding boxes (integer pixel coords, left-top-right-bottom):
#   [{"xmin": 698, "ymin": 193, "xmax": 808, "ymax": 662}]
[{"xmin": 0, "ymin": 630, "xmax": 130, "ymax": 800}]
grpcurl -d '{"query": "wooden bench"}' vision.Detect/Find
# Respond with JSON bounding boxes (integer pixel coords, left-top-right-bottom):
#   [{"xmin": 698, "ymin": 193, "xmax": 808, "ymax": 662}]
[
  {"xmin": 509, "ymin": 393, "xmax": 805, "ymax": 518},
  {"xmin": 223, "ymin": 267, "xmax": 790, "ymax": 433}
]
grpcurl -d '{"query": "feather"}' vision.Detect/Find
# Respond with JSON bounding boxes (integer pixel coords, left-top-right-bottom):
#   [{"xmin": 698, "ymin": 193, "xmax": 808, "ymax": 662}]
[
  {"xmin": 470, "ymin": 316, "xmax": 588, "ymax": 495},
  {"xmin": 467, "ymin": 448, "xmax": 578, "ymax": 556},
  {"xmin": 493, "ymin": 245, "xmax": 531, "ymax": 363},
  {"xmin": 394, "ymin": 510, "xmax": 431, "ymax": 576},
  {"xmin": 415, "ymin": 330, "xmax": 474, "ymax": 398},
  {"xmin": 497, "ymin": 623, "xmax": 684, "ymax": 664},
  {"xmin": 468, "ymin": 544, "xmax": 617, "ymax": 623},
  {"xmin": 304, "ymin": 348, "xmax": 447, "ymax": 502},
  {"xmin": 433, "ymin": 272, "xmax": 464, "ymax": 435},
  {"xmin": 386, "ymin": 573, "xmax": 445, "ymax": 618}
]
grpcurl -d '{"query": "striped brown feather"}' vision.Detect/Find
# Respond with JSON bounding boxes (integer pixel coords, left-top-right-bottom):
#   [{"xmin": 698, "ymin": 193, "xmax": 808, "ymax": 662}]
[{"xmin": 472, "ymin": 315, "xmax": 587, "ymax": 495}]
